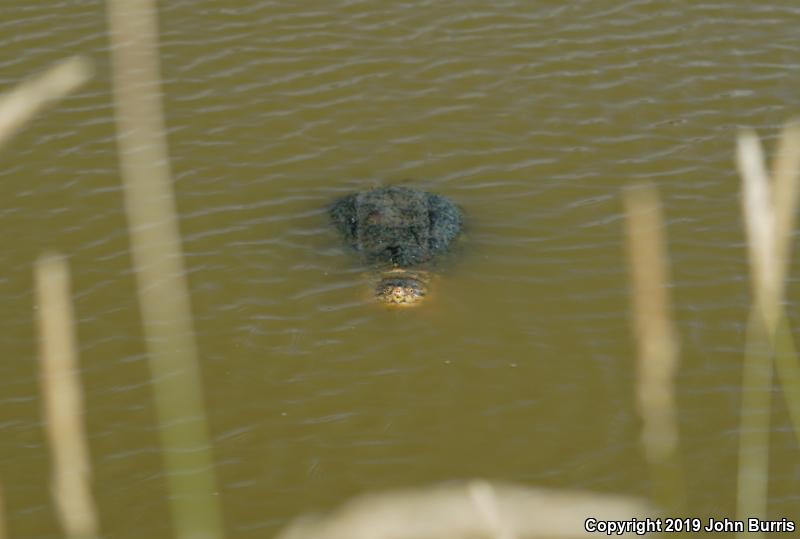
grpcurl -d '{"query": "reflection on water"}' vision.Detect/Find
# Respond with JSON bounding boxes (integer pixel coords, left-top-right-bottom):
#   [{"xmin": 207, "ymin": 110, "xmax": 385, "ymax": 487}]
[{"xmin": 1, "ymin": 1, "xmax": 800, "ymax": 538}]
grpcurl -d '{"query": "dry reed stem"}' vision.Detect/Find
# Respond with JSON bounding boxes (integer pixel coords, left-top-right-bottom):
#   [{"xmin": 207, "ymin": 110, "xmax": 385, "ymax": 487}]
[
  {"xmin": 275, "ymin": 482, "xmax": 654, "ymax": 539},
  {"xmin": 769, "ymin": 120, "xmax": 800, "ymax": 289},
  {"xmin": 737, "ymin": 130, "xmax": 778, "ymax": 326},
  {"xmin": 736, "ymin": 131, "xmax": 775, "ymax": 530},
  {"xmin": 34, "ymin": 254, "xmax": 99, "ymax": 539},
  {"xmin": 106, "ymin": 2, "xmax": 222, "ymax": 539},
  {"xmin": 774, "ymin": 314, "xmax": 800, "ymax": 444},
  {"xmin": 623, "ymin": 184, "xmax": 685, "ymax": 515},
  {"xmin": 735, "ymin": 123, "xmax": 800, "ymax": 534},
  {"xmin": 736, "ymin": 310, "xmax": 772, "ymax": 533},
  {"xmin": 773, "ymin": 123, "xmax": 800, "ymax": 443},
  {"xmin": 763, "ymin": 121, "xmax": 800, "ymax": 443},
  {"xmin": 0, "ymin": 57, "xmax": 91, "ymax": 149},
  {"xmin": 623, "ymin": 184, "xmax": 681, "ymax": 465}
]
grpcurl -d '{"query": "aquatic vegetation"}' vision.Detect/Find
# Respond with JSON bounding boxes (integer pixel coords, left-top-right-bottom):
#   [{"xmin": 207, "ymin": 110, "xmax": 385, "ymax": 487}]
[
  {"xmin": 105, "ymin": 1, "xmax": 224, "ymax": 538},
  {"xmin": 623, "ymin": 184, "xmax": 684, "ymax": 515},
  {"xmin": 734, "ymin": 122, "xmax": 800, "ymax": 536},
  {"xmin": 0, "ymin": 57, "xmax": 90, "ymax": 149},
  {"xmin": 0, "ymin": 56, "xmax": 92, "ymax": 539},
  {"xmin": 622, "ymin": 121, "xmax": 800, "ymax": 539},
  {"xmin": 34, "ymin": 254, "xmax": 98, "ymax": 539}
]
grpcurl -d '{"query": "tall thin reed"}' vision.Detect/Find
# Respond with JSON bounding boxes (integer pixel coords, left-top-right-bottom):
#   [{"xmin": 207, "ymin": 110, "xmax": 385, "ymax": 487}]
[
  {"xmin": 737, "ymin": 309, "xmax": 772, "ymax": 532},
  {"xmin": 738, "ymin": 131, "xmax": 778, "ymax": 324},
  {"xmin": 34, "ymin": 254, "xmax": 99, "ymax": 539},
  {"xmin": 769, "ymin": 121, "xmax": 800, "ymax": 292},
  {"xmin": 736, "ymin": 130, "xmax": 774, "ymax": 531},
  {"xmin": 0, "ymin": 57, "xmax": 91, "ymax": 149},
  {"xmin": 735, "ymin": 124, "xmax": 800, "ymax": 536},
  {"xmin": 105, "ymin": 2, "xmax": 223, "ymax": 539},
  {"xmin": 623, "ymin": 183, "xmax": 684, "ymax": 513},
  {"xmin": 764, "ymin": 121, "xmax": 800, "ymax": 441}
]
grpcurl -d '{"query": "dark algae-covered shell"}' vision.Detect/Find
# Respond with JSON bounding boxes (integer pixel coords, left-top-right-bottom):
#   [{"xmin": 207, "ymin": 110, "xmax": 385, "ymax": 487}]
[{"xmin": 330, "ymin": 185, "xmax": 463, "ymax": 306}]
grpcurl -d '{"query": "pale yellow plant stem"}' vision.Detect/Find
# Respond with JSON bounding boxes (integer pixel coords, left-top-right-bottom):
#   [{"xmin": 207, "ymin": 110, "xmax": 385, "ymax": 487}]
[
  {"xmin": 34, "ymin": 254, "xmax": 99, "ymax": 539},
  {"xmin": 623, "ymin": 183, "xmax": 684, "ymax": 514},
  {"xmin": 0, "ymin": 57, "xmax": 91, "ymax": 149},
  {"xmin": 735, "ymin": 122, "xmax": 800, "ymax": 537}
]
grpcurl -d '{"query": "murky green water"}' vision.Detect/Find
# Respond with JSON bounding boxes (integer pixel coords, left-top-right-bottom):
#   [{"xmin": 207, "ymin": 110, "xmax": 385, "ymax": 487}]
[{"xmin": 2, "ymin": 1, "xmax": 799, "ymax": 538}]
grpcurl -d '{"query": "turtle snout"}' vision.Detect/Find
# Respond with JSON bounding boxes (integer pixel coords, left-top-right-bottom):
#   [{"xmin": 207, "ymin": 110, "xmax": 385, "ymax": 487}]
[{"xmin": 375, "ymin": 276, "xmax": 427, "ymax": 306}]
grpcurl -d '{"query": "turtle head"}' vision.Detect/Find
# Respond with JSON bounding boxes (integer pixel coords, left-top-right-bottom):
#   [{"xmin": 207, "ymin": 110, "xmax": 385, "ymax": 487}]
[{"xmin": 374, "ymin": 271, "xmax": 428, "ymax": 306}]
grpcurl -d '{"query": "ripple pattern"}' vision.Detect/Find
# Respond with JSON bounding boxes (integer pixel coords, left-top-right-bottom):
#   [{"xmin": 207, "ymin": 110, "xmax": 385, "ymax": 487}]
[{"xmin": 2, "ymin": 1, "xmax": 800, "ymax": 538}]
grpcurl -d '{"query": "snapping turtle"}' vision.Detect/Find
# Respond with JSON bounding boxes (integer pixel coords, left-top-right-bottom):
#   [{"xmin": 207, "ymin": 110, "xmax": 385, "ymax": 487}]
[{"xmin": 330, "ymin": 185, "xmax": 463, "ymax": 306}]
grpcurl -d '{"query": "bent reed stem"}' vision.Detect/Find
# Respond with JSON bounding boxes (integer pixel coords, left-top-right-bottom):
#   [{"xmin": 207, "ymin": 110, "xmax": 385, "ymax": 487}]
[
  {"xmin": 735, "ymin": 122, "xmax": 800, "ymax": 537},
  {"xmin": 0, "ymin": 57, "xmax": 91, "ymax": 149}
]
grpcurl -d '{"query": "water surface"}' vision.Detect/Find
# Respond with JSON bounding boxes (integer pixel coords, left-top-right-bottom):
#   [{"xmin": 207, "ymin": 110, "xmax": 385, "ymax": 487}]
[{"xmin": 1, "ymin": 1, "xmax": 799, "ymax": 538}]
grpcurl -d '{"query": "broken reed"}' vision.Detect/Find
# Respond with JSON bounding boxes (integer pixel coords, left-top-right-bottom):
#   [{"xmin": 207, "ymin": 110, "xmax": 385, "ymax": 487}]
[
  {"xmin": 623, "ymin": 183, "xmax": 685, "ymax": 515},
  {"xmin": 105, "ymin": 1, "xmax": 223, "ymax": 538},
  {"xmin": 0, "ymin": 57, "xmax": 91, "ymax": 148}
]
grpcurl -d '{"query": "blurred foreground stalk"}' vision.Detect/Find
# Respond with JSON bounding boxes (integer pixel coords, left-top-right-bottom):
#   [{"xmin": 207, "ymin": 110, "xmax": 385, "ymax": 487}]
[
  {"xmin": 735, "ymin": 122, "xmax": 800, "ymax": 536},
  {"xmin": 623, "ymin": 184, "xmax": 685, "ymax": 514},
  {"xmin": 106, "ymin": 1, "xmax": 223, "ymax": 538},
  {"xmin": 0, "ymin": 52, "xmax": 92, "ymax": 539},
  {"xmin": 0, "ymin": 56, "xmax": 91, "ymax": 149},
  {"xmin": 34, "ymin": 254, "xmax": 99, "ymax": 539},
  {"xmin": 275, "ymin": 481, "xmax": 654, "ymax": 539}
]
